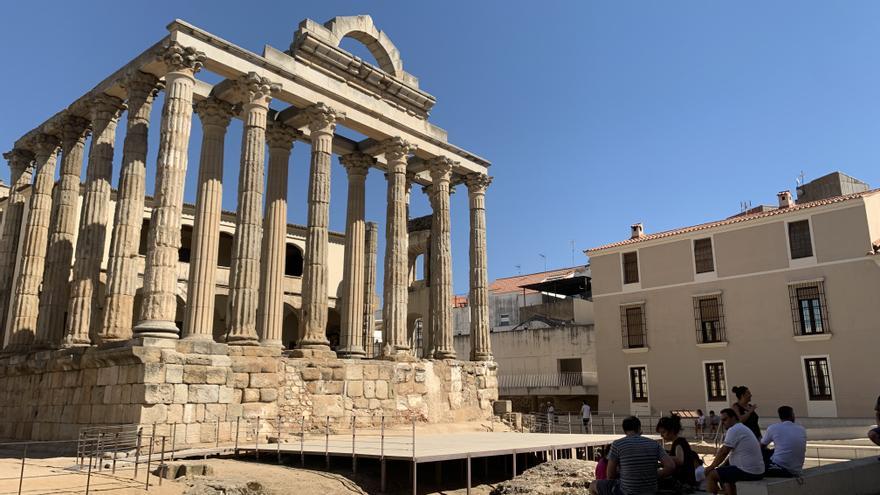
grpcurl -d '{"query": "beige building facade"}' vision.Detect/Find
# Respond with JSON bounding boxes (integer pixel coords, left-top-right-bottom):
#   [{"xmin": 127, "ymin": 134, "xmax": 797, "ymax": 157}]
[{"xmin": 589, "ymin": 178, "xmax": 880, "ymax": 419}]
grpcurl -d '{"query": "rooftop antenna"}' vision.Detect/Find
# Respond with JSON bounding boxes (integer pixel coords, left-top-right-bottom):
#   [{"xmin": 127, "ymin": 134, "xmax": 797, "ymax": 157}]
[
  {"xmin": 570, "ymin": 240, "xmax": 575, "ymax": 266},
  {"xmin": 796, "ymin": 171, "xmax": 805, "ymax": 187},
  {"xmin": 538, "ymin": 253, "xmax": 547, "ymax": 272},
  {"xmin": 515, "ymin": 264, "xmax": 521, "ymax": 275}
]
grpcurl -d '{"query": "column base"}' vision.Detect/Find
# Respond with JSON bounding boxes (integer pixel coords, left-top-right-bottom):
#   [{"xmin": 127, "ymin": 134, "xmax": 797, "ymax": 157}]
[
  {"xmin": 226, "ymin": 334, "xmax": 260, "ymax": 346},
  {"xmin": 470, "ymin": 352, "xmax": 493, "ymax": 362},
  {"xmin": 433, "ymin": 349, "xmax": 457, "ymax": 360},
  {"xmin": 287, "ymin": 348, "xmax": 337, "ymax": 359},
  {"xmin": 132, "ymin": 320, "xmax": 180, "ymax": 339},
  {"xmin": 259, "ymin": 339, "xmax": 284, "ymax": 350},
  {"xmin": 336, "ymin": 346, "xmax": 365, "ymax": 359}
]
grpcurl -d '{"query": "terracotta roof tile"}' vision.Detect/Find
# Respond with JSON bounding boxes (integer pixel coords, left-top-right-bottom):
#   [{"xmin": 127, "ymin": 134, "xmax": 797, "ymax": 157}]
[
  {"xmin": 490, "ymin": 266, "xmax": 586, "ymax": 294},
  {"xmin": 588, "ymin": 189, "xmax": 880, "ymax": 253}
]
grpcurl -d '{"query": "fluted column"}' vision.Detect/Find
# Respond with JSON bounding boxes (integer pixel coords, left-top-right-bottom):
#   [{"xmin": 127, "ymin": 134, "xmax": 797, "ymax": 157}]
[
  {"xmin": 257, "ymin": 121, "xmax": 298, "ymax": 347},
  {"xmin": 6, "ymin": 134, "xmax": 60, "ymax": 349},
  {"xmin": 34, "ymin": 115, "xmax": 90, "ymax": 348},
  {"xmin": 99, "ymin": 72, "xmax": 162, "ymax": 343},
  {"xmin": 363, "ymin": 221, "xmax": 378, "ymax": 357},
  {"xmin": 296, "ymin": 103, "xmax": 344, "ymax": 355},
  {"xmin": 182, "ymin": 97, "xmax": 234, "ymax": 340},
  {"xmin": 226, "ymin": 73, "xmax": 277, "ymax": 346},
  {"xmin": 336, "ymin": 152, "xmax": 374, "ymax": 358},
  {"xmin": 63, "ymin": 95, "xmax": 126, "ymax": 346},
  {"xmin": 0, "ymin": 149, "xmax": 34, "ymax": 344},
  {"xmin": 428, "ymin": 157, "xmax": 456, "ymax": 359},
  {"xmin": 381, "ymin": 137, "xmax": 416, "ymax": 358},
  {"xmin": 134, "ymin": 42, "xmax": 205, "ymax": 339},
  {"xmin": 466, "ymin": 174, "xmax": 493, "ymax": 361}
]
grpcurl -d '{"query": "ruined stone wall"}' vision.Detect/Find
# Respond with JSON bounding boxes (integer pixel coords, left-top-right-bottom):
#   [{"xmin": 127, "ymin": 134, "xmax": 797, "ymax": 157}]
[{"xmin": 0, "ymin": 339, "xmax": 497, "ymax": 443}]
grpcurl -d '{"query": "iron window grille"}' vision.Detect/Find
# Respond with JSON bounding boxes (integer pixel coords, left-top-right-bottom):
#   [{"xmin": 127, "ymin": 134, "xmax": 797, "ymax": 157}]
[
  {"xmin": 620, "ymin": 304, "xmax": 647, "ymax": 349},
  {"xmin": 788, "ymin": 282, "xmax": 829, "ymax": 336},
  {"xmin": 788, "ymin": 220, "xmax": 814, "ymax": 259},
  {"xmin": 623, "ymin": 252, "xmax": 639, "ymax": 284},
  {"xmin": 693, "ymin": 238, "xmax": 715, "ymax": 273},
  {"xmin": 804, "ymin": 357, "xmax": 833, "ymax": 400},
  {"xmin": 704, "ymin": 362, "xmax": 727, "ymax": 402},
  {"xmin": 630, "ymin": 366, "xmax": 648, "ymax": 402},
  {"xmin": 693, "ymin": 295, "xmax": 725, "ymax": 343}
]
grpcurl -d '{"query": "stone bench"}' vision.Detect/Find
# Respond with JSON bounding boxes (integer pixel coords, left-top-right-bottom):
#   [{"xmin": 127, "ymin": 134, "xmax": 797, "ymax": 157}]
[{"xmin": 736, "ymin": 457, "xmax": 880, "ymax": 495}]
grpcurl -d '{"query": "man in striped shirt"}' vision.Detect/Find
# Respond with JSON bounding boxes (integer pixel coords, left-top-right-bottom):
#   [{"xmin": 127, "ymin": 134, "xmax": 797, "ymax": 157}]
[{"xmin": 590, "ymin": 416, "xmax": 675, "ymax": 495}]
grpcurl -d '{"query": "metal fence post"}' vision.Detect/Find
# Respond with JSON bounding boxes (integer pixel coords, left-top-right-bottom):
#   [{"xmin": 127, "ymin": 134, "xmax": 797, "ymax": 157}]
[
  {"xmin": 158, "ymin": 436, "xmax": 166, "ymax": 486},
  {"xmin": 170, "ymin": 423, "xmax": 177, "ymax": 461},
  {"xmin": 112, "ymin": 432, "xmax": 119, "ymax": 474},
  {"xmin": 145, "ymin": 432, "xmax": 154, "ymax": 490},
  {"xmin": 234, "ymin": 417, "xmax": 240, "ymax": 457},
  {"xmin": 277, "ymin": 415, "xmax": 282, "ymax": 464},
  {"xmin": 351, "ymin": 416, "xmax": 357, "ymax": 473},
  {"xmin": 300, "ymin": 416, "xmax": 305, "ymax": 467},
  {"xmin": 17, "ymin": 443, "xmax": 27, "ymax": 495},
  {"xmin": 255, "ymin": 416, "xmax": 261, "ymax": 460},
  {"xmin": 85, "ymin": 442, "xmax": 94, "ymax": 495},
  {"xmin": 412, "ymin": 418, "xmax": 417, "ymax": 495},
  {"xmin": 96, "ymin": 433, "xmax": 104, "ymax": 472},
  {"xmin": 134, "ymin": 428, "xmax": 142, "ymax": 478},
  {"xmin": 567, "ymin": 413, "xmax": 572, "ymax": 434},
  {"xmin": 215, "ymin": 418, "xmax": 220, "ymax": 449},
  {"xmin": 612, "ymin": 411, "xmax": 616, "ymax": 434},
  {"xmin": 324, "ymin": 415, "xmax": 330, "ymax": 469},
  {"xmin": 380, "ymin": 416, "xmax": 386, "ymax": 493}
]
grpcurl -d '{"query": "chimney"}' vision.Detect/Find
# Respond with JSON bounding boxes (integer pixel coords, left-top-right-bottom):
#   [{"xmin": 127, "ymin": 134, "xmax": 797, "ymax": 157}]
[
  {"xmin": 777, "ymin": 190, "xmax": 793, "ymax": 208},
  {"xmin": 630, "ymin": 223, "xmax": 644, "ymax": 239}
]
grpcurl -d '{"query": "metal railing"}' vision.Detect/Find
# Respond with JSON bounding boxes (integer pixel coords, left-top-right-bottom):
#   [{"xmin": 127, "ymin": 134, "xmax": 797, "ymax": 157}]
[{"xmin": 498, "ymin": 372, "xmax": 595, "ymax": 390}]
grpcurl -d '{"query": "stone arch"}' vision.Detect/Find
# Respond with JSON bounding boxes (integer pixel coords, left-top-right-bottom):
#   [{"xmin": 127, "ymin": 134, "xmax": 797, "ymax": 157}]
[{"xmin": 323, "ymin": 16, "xmax": 403, "ymax": 78}]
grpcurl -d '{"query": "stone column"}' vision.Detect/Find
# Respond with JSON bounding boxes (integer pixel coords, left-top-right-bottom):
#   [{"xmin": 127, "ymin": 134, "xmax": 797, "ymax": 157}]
[
  {"xmin": 34, "ymin": 115, "xmax": 90, "ymax": 348},
  {"xmin": 295, "ymin": 103, "xmax": 343, "ymax": 356},
  {"xmin": 381, "ymin": 137, "xmax": 416, "ymax": 357},
  {"xmin": 362, "ymin": 221, "xmax": 378, "ymax": 357},
  {"xmin": 256, "ymin": 120, "xmax": 298, "ymax": 347},
  {"xmin": 181, "ymin": 97, "xmax": 235, "ymax": 340},
  {"xmin": 336, "ymin": 152, "xmax": 374, "ymax": 358},
  {"xmin": 226, "ymin": 73, "xmax": 276, "ymax": 346},
  {"xmin": 99, "ymin": 72, "xmax": 162, "ymax": 343},
  {"xmin": 6, "ymin": 134, "xmax": 60, "ymax": 349},
  {"xmin": 134, "ymin": 42, "xmax": 204, "ymax": 339},
  {"xmin": 64, "ymin": 95, "xmax": 126, "ymax": 346},
  {"xmin": 0, "ymin": 149, "xmax": 34, "ymax": 345},
  {"xmin": 466, "ymin": 173, "xmax": 493, "ymax": 361},
  {"xmin": 427, "ymin": 157, "xmax": 456, "ymax": 359}
]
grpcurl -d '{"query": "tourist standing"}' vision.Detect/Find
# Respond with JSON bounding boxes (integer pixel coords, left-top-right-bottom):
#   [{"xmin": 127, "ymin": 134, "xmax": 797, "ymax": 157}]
[
  {"xmin": 731, "ymin": 386, "xmax": 761, "ymax": 440},
  {"xmin": 588, "ymin": 416, "xmax": 675, "ymax": 495},
  {"xmin": 705, "ymin": 408, "xmax": 765, "ymax": 495},
  {"xmin": 581, "ymin": 400, "xmax": 592, "ymax": 433},
  {"xmin": 709, "ymin": 410, "xmax": 721, "ymax": 436},
  {"xmin": 546, "ymin": 401, "xmax": 555, "ymax": 432},
  {"xmin": 760, "ymin": 406, "xmax": 807, "ymax": 477},
  {"xmin": 869, "ymin": 395, "xmax": 880, "ymax": 448},
  {"xmin": 696, "ymin": 409, "xmax": 706, "ymax": 441}
]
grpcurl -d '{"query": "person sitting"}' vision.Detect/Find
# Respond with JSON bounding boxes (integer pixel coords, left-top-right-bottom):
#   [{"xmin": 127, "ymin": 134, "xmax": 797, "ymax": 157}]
[
  {"xmin": 589, "ymin": 416, "xmax": 675, "ymax": 495},
  {"xmin": 595, "ymin": 448, "xmax": 608, "ymax": 480},
  {"xmin": 869, "ymin": 395, "xmax": 880, "ymax": 449},
  {"xmin": 731, "ymin": 386, "xmax": 761, "ymax": 440},
  {"xmin": 760, "ymin": 406, "xmax": 806, "ymax": 477},
  {"xmin": 705, "ymin": 408, "xmax": 765, "ymax": 495},
  {"xmin": 656, "ymin": 414, "xmax": 697, "ymax": 489},
  {"xmin": 694, "ymin": 456, "xmax": 708, "ymax": 492}
]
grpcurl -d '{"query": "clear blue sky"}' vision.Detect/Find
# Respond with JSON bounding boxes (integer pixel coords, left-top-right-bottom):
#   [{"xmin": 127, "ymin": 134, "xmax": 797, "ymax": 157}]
[{"xmin": 3, "ymin": 1, "xmax": 880, "ymax": 295}]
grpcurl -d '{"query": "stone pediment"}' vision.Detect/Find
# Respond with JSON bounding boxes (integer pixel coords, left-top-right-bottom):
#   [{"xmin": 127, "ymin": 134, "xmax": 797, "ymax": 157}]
[{"xmin": 290, "ymin": 15, "xmax": 436, "ymax": 119}]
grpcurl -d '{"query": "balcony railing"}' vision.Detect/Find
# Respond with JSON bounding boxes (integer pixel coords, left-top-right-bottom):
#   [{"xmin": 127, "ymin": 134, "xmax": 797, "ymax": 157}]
[{"xmin": 498, "ymin": 372, "xmax": 597, "ymax": 390}]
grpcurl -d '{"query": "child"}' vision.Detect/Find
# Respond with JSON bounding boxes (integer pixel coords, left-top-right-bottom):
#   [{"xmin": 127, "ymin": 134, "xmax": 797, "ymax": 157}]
[{"xmin": 595, "ymin": 448, "xmax": 608, "ymax": 480}]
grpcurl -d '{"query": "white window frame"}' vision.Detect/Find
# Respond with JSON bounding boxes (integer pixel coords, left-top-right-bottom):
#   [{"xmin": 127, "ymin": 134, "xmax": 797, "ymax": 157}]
[
  {"xmin": 692, "ymin": 236, "xmax": 718, "ymax": 282},
  {"xmin": 800, "ymin": 354, "xmax": 838, "ymax": 418},
  {"xmin": 784, "ymin": 217, "xmax": 817, "ymax": 268},
  {"xmin": 620, "ymin": 250, "xmax": 642, "ymax": 292},
  {"xmin": 701, "ymin": 360, "xmax": 729, "ymax": 412},
  {"xmin": 627, "ymin": 364, "xmax": 650, "ymax": 416}
]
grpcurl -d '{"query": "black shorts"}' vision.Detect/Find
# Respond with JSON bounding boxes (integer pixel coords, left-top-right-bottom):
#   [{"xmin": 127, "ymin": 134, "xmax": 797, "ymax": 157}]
[
  {"xmin": 593, "ymin": 479, "xmax": 624, "ymax": 495},
  {"xmin": 583, "ymin": 418, "xmax": 590, "ymax": 424},
  {"xmin": 716, "ymin": 465, "xmax": 764, "ymax": 485}
]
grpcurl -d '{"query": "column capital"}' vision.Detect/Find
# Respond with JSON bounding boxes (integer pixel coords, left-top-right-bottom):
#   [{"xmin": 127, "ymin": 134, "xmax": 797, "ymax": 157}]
[
  {"xmin": 88, "ymin": 94, "xmax": 126, "ymax": 124},
  {"xmin": 339, "ymin": 152, "xmax": 375, "ymax": 176},
  {"xmin": 464, "ymin": 173, "xmax": 492, "ymax": 194},
  {"xmin": 59, "ymin": 114, "xmax": 91, "ymax": 148},
  {"xmin": 379, "ymin": 137, "xmax": 417, "ymax": 162},
  {"xmin": 159, "ymin": 41, "xmax": 206, "ymax": 74},
  {"xmin": 266, "ymin": 120, "xmax": 300, "ymax": 150},
  {"xmin": 233, "ymin": 71, "xmax": 279, "ymax": 108},
  {"xmin": 305, "ymin": 102, "xmax": 344, "ymax": 132},
  {"xmin": 32, "ymin": 133, "xmax": 61, "ymax": 158},
  {"xmin": 121, "ymin": 70, "xmax": 163, "ymax": 101},
  {"xmin": 427, "ymin": 156, "xmax": 455, "ymax": 183},
  {"xmin": 3, "ymin": 148, "xmax": 35, "ymax": 172},
  {"xmin": 194, "ymin": 97, "xmax": 235, "ymax": 129}
]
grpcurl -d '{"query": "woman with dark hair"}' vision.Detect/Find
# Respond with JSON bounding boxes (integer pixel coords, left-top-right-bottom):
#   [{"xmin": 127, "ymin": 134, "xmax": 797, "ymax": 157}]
[
  {"xmin": 695, "ymin": 408, "xmax": 706, "ymax": 441},
  {"xmin": 657, "ymin": 414, "xmax": 697, "ymax": 489},
  {"xmin": 731, "ymin": 386, "xmax": 761, "ymax": 439}
]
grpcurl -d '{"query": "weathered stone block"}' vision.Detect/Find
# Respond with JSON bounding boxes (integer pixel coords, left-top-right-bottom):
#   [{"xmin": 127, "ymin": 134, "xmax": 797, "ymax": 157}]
[
  {"xmin": 189, "ymin": 385, "xmax": 219, "ymax": 403},
  {"xmin": 183, "ymin": 365, "xmax": 208, "ymax": 384},
  {"xmin": 375, "ymin": 380, "xmax": 389, "ymax": 399},
  {"xmin": 232, "ymin": 373, "xmax": 250, "ymax": 388},
  {"xmin": 96, "ymin": 367, "xmax": 118, "ymax": 386},
  {"xmin": 243, "ymin": 388, "xmax": 260, "ymax": 402},
  {"xmin": 345, "ymin": 365, "xmax": 363, "ymax": 380},
  {"xmin": 378, "ymin": 366, "xmax": 393, "ymax": 380},
  {"xmin": 347, "ymin": 381, "xmax": 363, "ymax": 398},
  {"xmin": 205, "ymin": 367, "xmax": 227, "ymax": 385},
  {"xmin": 218, "ymin": 386, "xmax": 236, "ymax": 404},
  {"xmin": 142, "ymin": 363, "xmax": 166, "ymax": 384},
  {"xmin": 249, "ymin": 373, "xmax": 278, "ymax": 388},
  {"xmin": 141, "ymin": 404, "xmax": 168, "ymax": 423},
  {"xmin": 324, "ymin": 381, "xmax": 343, "ymax": 395},
  {"xmin": 363, "ymin": 365, "xmax": 378, "ymax": 380},
  {"xmin": 173, "ymin": 384, "xmax": 188, "ymax": 404},
  {"xmin": 260, "ymin": 388, "xmax": 277, "ymax": 402},
  {"xmin": 364, "ymin": 381, "xmax": 375, "ymax": 399},
  {"xmin": 301, "ymin": 367, "xmax": 321, "ymax": 381},
  {"xmin": 144, "ymin": 384, "xmax": 174, "ymax": 404},
  {"xmin": 165, "ymin": 365, "xmax": 184, "ymax": 384},
  {"xmin": 311, "ymin": 395, "xmax": 343, "ymax": 417}
]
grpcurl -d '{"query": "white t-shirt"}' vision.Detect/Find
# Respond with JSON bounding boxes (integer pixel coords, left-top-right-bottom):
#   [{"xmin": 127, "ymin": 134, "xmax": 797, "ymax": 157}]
[
  {"xmin": 695, "ymin": 465, "xmax": 707, "ymax": 491},
  {"xmin": 581, "ymin": 404, "xmax": 591, "ymax": 419},
  {"xmin": 761, "ymin": 421, "xmax": 807, "ymax": 474},
  {"xmin": 723, "ymin": 423, "xmax": 765, "ymax": 475}
]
